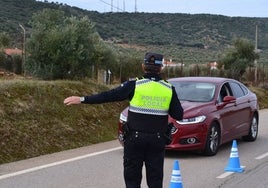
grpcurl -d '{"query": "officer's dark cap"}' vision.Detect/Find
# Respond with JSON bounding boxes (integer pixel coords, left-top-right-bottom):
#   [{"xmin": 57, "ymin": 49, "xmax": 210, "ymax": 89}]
[{"xmin": 144, "ymin": 52, "xmax": 163, "ymax": 66}]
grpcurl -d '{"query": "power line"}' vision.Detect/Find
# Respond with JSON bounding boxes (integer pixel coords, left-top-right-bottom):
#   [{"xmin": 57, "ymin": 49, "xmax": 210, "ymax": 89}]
[
  {"xmin": 99, "ymin": 0, "xmax": 124, "ymax": 12},
  {"xmin": 99, "ymin": 0, "xmax": 137, "ymax": 12}
]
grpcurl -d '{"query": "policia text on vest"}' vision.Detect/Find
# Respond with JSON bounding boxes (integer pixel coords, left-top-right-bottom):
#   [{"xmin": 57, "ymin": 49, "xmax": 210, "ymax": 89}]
[{"xmin": 141, "ymin": 95, "xmax": 168, "ymax": 108}]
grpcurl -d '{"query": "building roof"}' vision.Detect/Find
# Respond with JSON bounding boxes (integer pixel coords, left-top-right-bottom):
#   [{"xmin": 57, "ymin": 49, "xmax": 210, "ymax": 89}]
[{"xmin": 4, "ymin": 48, "xmax": 22, "ymax": 56}]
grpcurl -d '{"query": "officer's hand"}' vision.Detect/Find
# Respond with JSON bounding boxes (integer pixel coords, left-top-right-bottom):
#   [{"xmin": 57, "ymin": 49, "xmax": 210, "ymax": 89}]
[{"xmin": 64, "ymin": 96, "xmax": 81, "ymax": 105}]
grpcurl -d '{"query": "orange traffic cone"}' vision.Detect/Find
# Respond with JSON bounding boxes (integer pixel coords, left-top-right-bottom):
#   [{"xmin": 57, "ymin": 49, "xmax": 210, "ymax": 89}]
[
  {"xmin": 169, "ymin": 160, "xmax": 183, "ymax": 188},
  {"xmin": 224, "ymin": 140, "xmax": 244, "ymax": 173}
]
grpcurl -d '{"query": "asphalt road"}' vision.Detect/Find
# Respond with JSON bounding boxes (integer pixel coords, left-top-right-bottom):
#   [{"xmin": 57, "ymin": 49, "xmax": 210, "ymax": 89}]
[{"xmin": 0, "ymin": 109, "xmax": 267, "ymax": 188}]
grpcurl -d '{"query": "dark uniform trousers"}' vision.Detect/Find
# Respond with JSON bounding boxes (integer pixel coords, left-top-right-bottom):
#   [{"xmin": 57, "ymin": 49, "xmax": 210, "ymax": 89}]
[{"xmin": 123, "ymin": 131, "xmax": 166, "ymax": 188}]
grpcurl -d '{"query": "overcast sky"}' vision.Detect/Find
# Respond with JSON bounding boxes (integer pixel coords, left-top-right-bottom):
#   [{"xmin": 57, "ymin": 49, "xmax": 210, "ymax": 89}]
[{"xmin": 45, "ymin": 0, "xmax": 268, "ymax": 17}]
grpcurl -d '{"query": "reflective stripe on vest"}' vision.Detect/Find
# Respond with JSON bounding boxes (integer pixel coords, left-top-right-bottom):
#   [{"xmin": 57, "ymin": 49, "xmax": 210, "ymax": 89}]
[{"xmin": 129, "ymin": 78, "xmax": 172, "ymax": 115}]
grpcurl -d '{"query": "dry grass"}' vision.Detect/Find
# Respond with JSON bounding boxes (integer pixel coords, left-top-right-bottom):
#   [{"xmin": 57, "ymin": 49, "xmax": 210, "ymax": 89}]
[
  {"xmin": 0, "ymin": 79, "xmax": 127, "ymax": 164},
  {"xmin": 250, "ymin": 86, "xmax": 268, "ymax": 110}
]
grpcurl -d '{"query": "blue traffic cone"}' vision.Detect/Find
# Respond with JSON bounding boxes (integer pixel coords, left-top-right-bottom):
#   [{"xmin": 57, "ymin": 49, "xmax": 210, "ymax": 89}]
[
  {"xmin": 169, "ymin": 160, "xmax": 183, "ymax": 188},
  {"xmin": 224, "ymin": 140, "xmax": 244, "ymax": 173}
]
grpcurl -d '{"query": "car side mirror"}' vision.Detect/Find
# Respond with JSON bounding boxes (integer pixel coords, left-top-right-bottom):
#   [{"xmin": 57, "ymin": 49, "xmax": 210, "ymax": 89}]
[
  {"xmin": 223, "ymin": 96, "xmax": 236, "ymax": 103},
  {"xmin": 217, "ymin": 96, "xmax": 236, "ymax": 109}
]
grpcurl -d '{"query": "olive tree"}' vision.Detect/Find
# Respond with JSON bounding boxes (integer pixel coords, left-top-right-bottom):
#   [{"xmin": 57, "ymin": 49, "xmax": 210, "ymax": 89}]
[
  {"xmin": 0, "ymin": 32, "xmax": 11, "ymax": 48},
  {"xmin": 220, "ymin": 38, "xmax": 259, "ymax": 80},
  {"xmin": 26, "ymin": 9, "xmax": 116, "ymax": 80}
]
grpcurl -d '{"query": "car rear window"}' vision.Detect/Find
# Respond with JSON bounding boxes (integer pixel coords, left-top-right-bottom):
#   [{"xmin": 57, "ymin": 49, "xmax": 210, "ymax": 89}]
[{"xmin": 229, "ymin": 82, "xmax": 248, "ymax": 98}]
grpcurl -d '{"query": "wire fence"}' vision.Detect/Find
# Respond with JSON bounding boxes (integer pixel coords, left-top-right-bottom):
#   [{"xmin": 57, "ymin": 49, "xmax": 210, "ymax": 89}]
[{"xmin": 162, "ymin": 63, "xmax": 268, "ymax": 87}]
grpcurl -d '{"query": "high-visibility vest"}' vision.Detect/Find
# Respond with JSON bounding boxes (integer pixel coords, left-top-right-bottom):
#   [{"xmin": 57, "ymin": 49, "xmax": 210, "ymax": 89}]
[{"xmin": 129, "ymin": 78, "xmax": 172, "ymax": 115}]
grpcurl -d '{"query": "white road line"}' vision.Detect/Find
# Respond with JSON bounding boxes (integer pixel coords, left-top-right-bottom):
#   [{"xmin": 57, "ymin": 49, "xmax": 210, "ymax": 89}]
[
  {"xmin": 216, "ymin": 166, "xmax": 246, "ymax": 179},
  {"xmin": 0, "ymin": 146, "xmax": 122, "ymax": 180},
  {"xmin": 216, "ymin": 171, "xmax": 234, "ymax": 179},
  {"xmin": 217, "ymin": 151, "xmax": 268, "ymax": 179},
  {"xmin": 255, "ymin": 152, "xmax": 268, "ymax": 160}
]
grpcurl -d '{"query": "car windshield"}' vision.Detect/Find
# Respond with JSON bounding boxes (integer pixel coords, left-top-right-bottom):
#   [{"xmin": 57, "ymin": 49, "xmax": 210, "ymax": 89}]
[{"xmin": 170, "ymin": 81, "xmax": 216, "ymax": 102}]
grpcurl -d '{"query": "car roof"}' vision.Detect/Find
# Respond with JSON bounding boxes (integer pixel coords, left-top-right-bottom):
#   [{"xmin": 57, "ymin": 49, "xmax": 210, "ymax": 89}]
[{"xmin": 168, "ymin": 76, "xmax": 233, "ymax": 84}]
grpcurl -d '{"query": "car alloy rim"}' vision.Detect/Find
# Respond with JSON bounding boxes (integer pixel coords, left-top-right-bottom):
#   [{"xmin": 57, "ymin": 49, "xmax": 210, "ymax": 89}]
[
  {"xmin": 251, "ymin": 116, "xmax": 258, "ymax": 138},
  {"xmin": 209, "ymin": 126, "xmax": 219, "ymax": 152}
]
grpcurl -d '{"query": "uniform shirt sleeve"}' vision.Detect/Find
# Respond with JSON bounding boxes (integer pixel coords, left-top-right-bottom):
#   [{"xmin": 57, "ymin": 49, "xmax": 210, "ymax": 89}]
[
  {"xmin": 168, "ymin": 86, "xmax": 184, "ymax": 120},
  {"xmin": 82, "ymin": 80, "xmax": 136, "ymax": 104}
]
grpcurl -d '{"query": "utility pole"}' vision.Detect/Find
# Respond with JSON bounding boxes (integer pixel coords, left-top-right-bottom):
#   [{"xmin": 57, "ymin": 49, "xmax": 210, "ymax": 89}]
[
  {"xmin": 19, "ymin": 24, "xmax": 26, "ymax": 76},
  {"xmin": 134, "ymin": 0, "xmax": 137, "ymax": 12},
  {"xmin": 254, "ymin": 25, "xmax": 258, "ymax": 84}
]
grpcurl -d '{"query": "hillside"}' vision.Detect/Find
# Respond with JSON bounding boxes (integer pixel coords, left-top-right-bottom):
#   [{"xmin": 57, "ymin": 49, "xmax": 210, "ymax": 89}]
[
  {"xmin": 1, "ymin": 0, "xmax": 268, "ymax": 64},
  {"xmin": 0, "ymin": 78, "xmax": 128, "ymax": 164}
]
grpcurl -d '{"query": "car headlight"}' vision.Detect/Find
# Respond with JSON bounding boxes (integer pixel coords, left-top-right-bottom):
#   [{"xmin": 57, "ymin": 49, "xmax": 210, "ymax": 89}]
[
  {"xmin": 176, "ymin": 115, "xmax": 206, "ymax": 125},
  {"xmin": 120, "ymin": 113, "xmax": 127, "ymax": 122}
]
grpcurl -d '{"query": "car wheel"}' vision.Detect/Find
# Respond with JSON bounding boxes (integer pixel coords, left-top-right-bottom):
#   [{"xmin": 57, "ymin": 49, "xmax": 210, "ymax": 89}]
[
  {"xmin": 203, "ymin": 123, "xmax": 220, "ymax": 156},
  {"xmin": 242, "ymin": 114, "xmax": 258, "ymax": 141}
]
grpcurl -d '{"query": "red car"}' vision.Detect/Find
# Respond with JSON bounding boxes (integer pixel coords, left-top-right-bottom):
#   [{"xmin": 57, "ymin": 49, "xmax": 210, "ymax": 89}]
[{"xmin": 118, "ymin": 77, "xmax": 259, "ymax": 156}]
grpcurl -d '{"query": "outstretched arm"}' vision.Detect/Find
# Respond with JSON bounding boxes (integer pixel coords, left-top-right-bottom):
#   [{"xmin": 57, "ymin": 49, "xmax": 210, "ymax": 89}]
[{"xmin": 63, "ymin": 80, "xmax": 136, "ymax": 106}]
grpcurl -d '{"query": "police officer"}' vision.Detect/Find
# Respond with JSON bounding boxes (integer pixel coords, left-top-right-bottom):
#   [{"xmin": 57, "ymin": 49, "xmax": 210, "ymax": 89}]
[{"xmin": 64, "ymin": 52, "xmax": 184, "ymax": 188}]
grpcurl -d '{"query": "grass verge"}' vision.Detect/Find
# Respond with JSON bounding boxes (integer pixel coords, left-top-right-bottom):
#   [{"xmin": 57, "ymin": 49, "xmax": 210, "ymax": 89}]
[{"xmin": 0, "ymin": 79, "xmax": 127, "ymax": 164}]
